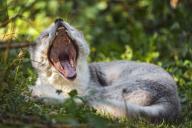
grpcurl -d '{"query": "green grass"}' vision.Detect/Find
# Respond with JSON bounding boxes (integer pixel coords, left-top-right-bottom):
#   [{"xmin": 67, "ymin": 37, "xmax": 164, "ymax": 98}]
[{"xmin": 0, "ymin": 49, "xmax": 192, "ymax": 128}]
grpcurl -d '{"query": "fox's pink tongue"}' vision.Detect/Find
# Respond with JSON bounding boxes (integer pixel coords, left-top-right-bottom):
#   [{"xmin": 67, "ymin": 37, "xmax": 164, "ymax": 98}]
[{"xmin": 60, "ymin": 60, "xmax": 76, "ymax": 79}]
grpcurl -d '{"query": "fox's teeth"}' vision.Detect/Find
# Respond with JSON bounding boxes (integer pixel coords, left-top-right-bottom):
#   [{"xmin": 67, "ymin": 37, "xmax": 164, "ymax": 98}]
[
  {"xmin": 58, "ymin": 27, "xmax": 65, "ymax": 30},
  {"xmin": 70, "ymin": 59, "xmax": 74, "ymax": 67},
  {"xmin": 56, "ymin": 32, "xmax": 58, "ymax": 36},
  {"xmin": 66, "ymin": 40, "xmax": 71, "ymax": 45}
]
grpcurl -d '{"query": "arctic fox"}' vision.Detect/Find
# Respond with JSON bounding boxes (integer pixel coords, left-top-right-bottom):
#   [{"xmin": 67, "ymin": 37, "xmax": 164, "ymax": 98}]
[{"xmin": 29, "ymin": 18, "xmax": 180, "ymax": 121}]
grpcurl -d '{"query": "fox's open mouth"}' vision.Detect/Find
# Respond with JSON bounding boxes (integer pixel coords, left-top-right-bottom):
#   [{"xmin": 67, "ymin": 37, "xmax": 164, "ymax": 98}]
[{"xmin": 48, "ymin": 25, "xmax": 78, "ymax": 80}]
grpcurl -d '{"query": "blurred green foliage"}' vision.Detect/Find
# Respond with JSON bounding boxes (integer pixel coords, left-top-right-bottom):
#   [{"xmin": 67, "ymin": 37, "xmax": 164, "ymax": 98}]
[{"xmin": 0, "ymin": 0, "xmax": 192, "ymax": 127}]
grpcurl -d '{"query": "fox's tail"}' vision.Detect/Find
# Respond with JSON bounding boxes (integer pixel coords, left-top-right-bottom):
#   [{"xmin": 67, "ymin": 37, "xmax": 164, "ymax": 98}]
[{"xmin": 89, "ymin": 98, "xmax": 180, "ymax": 121}]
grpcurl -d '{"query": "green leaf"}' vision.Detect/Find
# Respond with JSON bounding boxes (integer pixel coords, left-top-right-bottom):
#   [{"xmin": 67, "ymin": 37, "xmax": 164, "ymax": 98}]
[
  {"xmin": 0, "ymin": 0, "xmax": 9, "ymax": 23},
  {"xmin": 68, "ymin": 89, "xmax": 78, "ymax": 97}
]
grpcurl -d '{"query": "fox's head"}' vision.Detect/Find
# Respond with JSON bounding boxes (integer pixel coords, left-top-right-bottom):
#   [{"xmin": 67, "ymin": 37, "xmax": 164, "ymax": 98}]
[{"xmin": 30, "ymin": 18, "xmax": 90, "ymax": 81}]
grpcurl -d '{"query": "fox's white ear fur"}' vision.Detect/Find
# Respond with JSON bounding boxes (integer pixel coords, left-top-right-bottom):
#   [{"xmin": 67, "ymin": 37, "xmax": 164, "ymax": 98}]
[{"xmin": 29, "ymin": 19, "xmax": 180, "ymax": 122}]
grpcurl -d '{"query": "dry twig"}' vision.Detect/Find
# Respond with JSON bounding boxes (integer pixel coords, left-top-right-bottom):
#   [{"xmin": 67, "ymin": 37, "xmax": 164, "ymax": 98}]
[{"xmin": 0, "ymin": 42, "xmax": 36, "ymax": 50}]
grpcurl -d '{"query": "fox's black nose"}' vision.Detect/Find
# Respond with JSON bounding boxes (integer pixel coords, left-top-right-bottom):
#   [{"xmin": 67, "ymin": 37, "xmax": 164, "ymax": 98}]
[
  {"xmin": 55, "ymin": 18, "xmax": 63, "ymax": 24},
  {"xmin": 55, "ymin": 18, "xmax": 64, "ymax": 28}
]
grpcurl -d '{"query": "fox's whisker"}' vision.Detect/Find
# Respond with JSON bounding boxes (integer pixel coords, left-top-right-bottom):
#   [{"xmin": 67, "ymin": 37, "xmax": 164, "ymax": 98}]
[{"xmin": 31, "ymin": 59, "xmax": 45, "ymax": 66}]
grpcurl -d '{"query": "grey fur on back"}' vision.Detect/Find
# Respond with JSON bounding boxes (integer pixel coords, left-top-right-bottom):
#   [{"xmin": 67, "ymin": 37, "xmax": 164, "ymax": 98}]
[
  {"xmin": 88, "ymin": 61, "xmax": 180, "ymax": 121},
  {"xmin": 29, "ymin": 19, "xmax": 181, "ymax": 122}
]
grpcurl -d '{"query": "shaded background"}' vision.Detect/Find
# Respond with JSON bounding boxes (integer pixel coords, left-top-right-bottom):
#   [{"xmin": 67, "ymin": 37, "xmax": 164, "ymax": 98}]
[{"xmin": 0, "ymin": 0, "xmax": 192, "ymax": 127}]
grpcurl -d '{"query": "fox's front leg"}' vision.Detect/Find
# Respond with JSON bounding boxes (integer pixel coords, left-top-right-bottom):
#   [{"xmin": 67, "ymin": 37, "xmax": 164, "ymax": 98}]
[
  {"xmin": 29, "ymin": 83, "xmax": 83, "ymax": 105},
  {"xmin": 29, "ymin": 83, "xmax": 66, "ymax": 104}
]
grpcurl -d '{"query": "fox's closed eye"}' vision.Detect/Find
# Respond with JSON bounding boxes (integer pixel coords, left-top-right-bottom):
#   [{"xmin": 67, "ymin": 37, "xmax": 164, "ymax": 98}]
[
  {"xmin": 43, "ymin": 34, "xmax": 49, "ymax": 38},
  {"xmin": 40, "ymin": 32, "xmax": 49, "ymax": 39}
]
